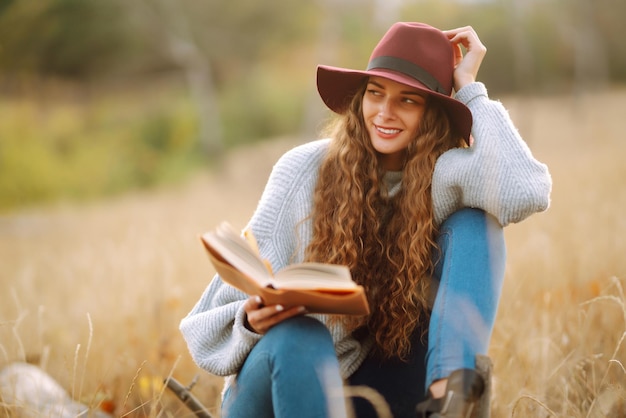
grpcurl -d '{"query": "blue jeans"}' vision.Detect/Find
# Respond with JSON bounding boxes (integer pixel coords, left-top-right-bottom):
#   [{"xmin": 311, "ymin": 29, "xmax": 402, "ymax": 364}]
[
  {"xmin": 426, "ymin": 208, "xmax": 506, "ymax": 388},
  {"xmin": 222, "ymin": 316, "xmax": 347, "ymax": 418},
  {"xmin": 222, "ymin": 208, "xmax": 506, "ymax": 418}
]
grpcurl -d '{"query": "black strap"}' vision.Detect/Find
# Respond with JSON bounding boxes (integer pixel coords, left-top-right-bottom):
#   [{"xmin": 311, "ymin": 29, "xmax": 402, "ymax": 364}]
[{"xmin": 367, "ymin": 56, "xmax": 446, "ymax": 94}]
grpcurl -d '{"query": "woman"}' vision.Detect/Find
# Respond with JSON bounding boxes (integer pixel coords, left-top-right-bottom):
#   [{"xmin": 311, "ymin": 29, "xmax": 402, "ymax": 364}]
[{"xmin": 180, "ymin": 22, "xmax": 551, "ymax": 418}]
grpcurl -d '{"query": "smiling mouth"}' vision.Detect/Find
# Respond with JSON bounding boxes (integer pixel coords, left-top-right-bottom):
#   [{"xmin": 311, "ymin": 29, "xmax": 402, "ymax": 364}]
[{"xmin": 375, "ymin": 125, "xmax": 402, "ymax": 135}]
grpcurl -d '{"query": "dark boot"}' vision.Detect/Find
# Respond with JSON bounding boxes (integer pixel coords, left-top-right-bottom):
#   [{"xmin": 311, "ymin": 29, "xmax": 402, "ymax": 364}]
[{"xmin": 416, "ymin": 368, "xmax": 485, "ymax": 418}]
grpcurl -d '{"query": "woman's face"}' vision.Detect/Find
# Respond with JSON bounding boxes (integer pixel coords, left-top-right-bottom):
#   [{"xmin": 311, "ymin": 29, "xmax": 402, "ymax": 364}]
[{"xmin": 362, "ymin": 76, "xmax": 427, "ymax": 170}]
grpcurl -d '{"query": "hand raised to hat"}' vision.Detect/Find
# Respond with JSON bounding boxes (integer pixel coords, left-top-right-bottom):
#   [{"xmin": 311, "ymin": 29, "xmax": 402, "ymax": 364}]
[{"xmin": 442, "ymin": 26, "xmax": 487, "ymax": 92}]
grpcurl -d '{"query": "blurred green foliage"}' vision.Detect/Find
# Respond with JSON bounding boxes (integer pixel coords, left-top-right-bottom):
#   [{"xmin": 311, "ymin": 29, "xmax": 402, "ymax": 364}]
[
  {"xmin": 0, "ymin": 0, "xmax": 136, "ymax": 78},
  {"xmin": 0, "ymin": 0, "xmax": 624, "ymax": 210},
  {"xmin": 0, "ymin": 86, "xmax": 202, "ymax": 210},
  {"xmin": 220, "ymin": 65, "xmax": 308, "ymax": 146}
]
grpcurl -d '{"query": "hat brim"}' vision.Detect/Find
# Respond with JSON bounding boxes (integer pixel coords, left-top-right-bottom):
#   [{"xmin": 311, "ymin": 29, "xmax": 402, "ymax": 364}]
[{"xmin": 317, "ymin": 64, "xmax": 472, "ymax": 144}]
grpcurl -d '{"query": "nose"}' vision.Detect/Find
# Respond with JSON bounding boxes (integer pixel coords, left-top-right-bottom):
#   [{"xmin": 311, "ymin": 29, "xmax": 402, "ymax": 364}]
[{"xmin": 378, "ymin": 98, "xmax": 395, "ymax": 119}]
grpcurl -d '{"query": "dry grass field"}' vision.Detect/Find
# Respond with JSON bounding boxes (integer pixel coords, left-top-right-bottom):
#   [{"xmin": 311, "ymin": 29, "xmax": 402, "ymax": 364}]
[{"xmin": 1, "ymin": 88, "xmax": 626, "ymax": 417}]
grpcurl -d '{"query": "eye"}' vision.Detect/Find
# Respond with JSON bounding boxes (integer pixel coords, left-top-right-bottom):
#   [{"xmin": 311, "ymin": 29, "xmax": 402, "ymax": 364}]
[
  {"xmin": 367, "ymin": 89, "xmax": 383, "ymax": 97},
  {"xmin": 402, "ymin": 95, "xmax": 425, "ymax": 105}
]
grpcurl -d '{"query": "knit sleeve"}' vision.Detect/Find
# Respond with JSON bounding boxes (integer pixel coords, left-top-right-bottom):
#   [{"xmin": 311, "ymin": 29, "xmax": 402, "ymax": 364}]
[
  {"xmin": 431, "ymin": 82, "xmax": 552, "ymax": 226},
  {"xmin": 179, "ymin": 276, "xmax": 262, "ymax": 376},
  {"xmin": 179, "ymin": 140, "xmax": 328, "ymax": 376},
  {"xmin": 245, "ymin": 139, "xmax": 327, "ymax": 270}
]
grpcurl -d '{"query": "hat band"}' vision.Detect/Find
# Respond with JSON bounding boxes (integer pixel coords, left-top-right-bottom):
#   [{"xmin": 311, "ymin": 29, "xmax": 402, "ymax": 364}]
[{"xmin": 367, "ymin": 56, "xmax": 447, "ymax": 94}]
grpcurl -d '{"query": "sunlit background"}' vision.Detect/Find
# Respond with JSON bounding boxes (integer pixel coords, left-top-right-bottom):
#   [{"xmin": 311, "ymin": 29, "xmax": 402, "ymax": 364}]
[
  {"xmin": 0, "ymin": 0, "xmax": 623, "ymax": 210},
  {"xmin": 1, "ymin": 0, "xmax": 625, "ymax": 417}
]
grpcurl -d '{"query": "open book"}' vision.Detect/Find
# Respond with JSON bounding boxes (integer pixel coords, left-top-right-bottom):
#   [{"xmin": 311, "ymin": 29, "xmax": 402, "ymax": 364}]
[{"xmin": 200, "ymin": 222, "xmax": 370, "ymax": 315}]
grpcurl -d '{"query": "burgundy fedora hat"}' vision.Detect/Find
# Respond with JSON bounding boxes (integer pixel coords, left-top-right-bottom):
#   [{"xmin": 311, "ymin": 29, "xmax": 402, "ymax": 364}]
[{"xmin": 317, "ymin": 22, "xmax": 472, "ymax": 143}]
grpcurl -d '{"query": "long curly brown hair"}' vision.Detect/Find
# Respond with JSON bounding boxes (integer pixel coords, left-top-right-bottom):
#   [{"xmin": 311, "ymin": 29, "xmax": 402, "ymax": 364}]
[{"xmin": 305, "ymin": 81, "xmax": 464, "ymax": 360}]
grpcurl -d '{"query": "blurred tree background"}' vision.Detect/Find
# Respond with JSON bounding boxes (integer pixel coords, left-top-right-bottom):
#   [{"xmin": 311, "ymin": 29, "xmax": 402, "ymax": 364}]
[{"xmin": 0, "ymin": 0, "xmax": 623, "ymax": 211}]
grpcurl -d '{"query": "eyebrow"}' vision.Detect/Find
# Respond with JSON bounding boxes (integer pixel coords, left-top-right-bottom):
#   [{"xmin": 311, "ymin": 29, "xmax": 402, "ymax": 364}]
[{"xmin": 367, "ymin": 80, "xmax": 424, "ymax": 96}]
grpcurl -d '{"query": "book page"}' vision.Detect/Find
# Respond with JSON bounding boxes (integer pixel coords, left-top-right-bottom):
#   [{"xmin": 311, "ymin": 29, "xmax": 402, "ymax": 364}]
[
  {"xmin": 201, "ymin": 223, "xmax": 272, "ymax": 285},
  {"xmin": 273, "ymin": 263, "xmax": 356, "ymax": 291}
]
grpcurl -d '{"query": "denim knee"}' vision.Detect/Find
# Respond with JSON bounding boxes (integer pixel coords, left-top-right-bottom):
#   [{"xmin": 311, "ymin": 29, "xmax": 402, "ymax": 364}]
[
  {"xmin": 435, "ymin": 208, "xmax": 505, "ymax": 279},
  {"xmin": 261, "ymin": 316, "xmax": 334, "ymax": 354},
  {"xmin": 440, "ymin": 208, "xmax": 498, "ymax": 235}
]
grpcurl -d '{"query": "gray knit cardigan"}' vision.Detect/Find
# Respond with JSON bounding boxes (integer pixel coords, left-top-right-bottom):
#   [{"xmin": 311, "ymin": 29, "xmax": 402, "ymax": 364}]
[{"xmin": 179, "ymin": 82, "xmax": 552, "ymax": 382}]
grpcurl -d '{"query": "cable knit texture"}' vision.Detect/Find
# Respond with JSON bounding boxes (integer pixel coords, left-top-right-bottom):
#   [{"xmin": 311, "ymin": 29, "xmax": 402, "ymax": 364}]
[
  {"xmin": 179, "ymin": 82, "xmax": 551, "ymax": 384},
  {"xmin": 432, "ymin": 82, "xmax": 551, "ymax": 225}
]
